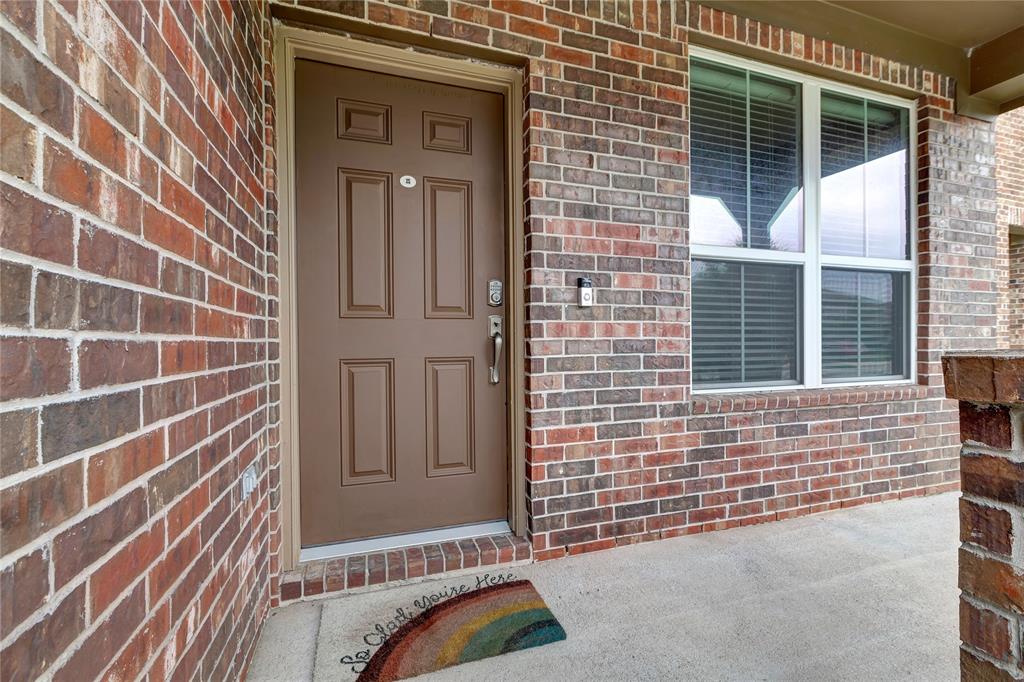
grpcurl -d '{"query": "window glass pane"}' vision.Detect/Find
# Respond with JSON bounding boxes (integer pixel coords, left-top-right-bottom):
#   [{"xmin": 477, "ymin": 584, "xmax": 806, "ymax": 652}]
[
  {"xmin": 821, "ymin": 92, "xmax": 909, "ymax": 259},
  {"xmin": 691, "ymin": 60, "xmax": 747, "ymax": 248},
  {"xmin": 822, "ymin": 269, "xmax": 907, "ymax": 380},
  {"xmin": 692, "ymin": 260, "xmax": 802, "ymax": 387},
  {"xmin": 820, "ymin": 92, "xmax": 865, "ymax": 256},
  {"xmin": 749, "ymin": 73, "xmax": 802, "ymax": 251},
  {"xmin": 865, "ymin": 102, "xmax": 909, "ymax": 259},
  {"xmin": 691, "ymin": 60, "xmax": 802, "ymax": 251}
]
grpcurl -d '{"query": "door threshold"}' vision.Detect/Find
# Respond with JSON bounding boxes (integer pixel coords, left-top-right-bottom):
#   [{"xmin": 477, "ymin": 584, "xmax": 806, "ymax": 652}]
[{"xmin": 298, "ymin": 520, "xmax": 512, "ymax": 563}]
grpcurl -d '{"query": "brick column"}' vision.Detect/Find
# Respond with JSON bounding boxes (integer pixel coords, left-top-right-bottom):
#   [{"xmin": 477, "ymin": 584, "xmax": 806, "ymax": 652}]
[{"xmin": 944, "ymin": 352, "xmax": 1024, "ymax": 680}]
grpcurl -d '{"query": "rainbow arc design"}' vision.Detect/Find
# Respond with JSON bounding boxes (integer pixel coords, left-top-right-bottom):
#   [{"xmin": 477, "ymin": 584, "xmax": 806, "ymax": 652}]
[{"xmin": 358, "ymin": 580, "xmax": 566, "ymax": 681}]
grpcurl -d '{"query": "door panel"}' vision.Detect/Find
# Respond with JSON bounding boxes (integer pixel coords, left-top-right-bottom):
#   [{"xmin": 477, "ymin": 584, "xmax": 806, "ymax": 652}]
[
  {"xmin": 422, "ymin": 112, "xmax": 471, "ymax": 153},
  {"xmin": 425, "ymin": 357, "xmax": 475, "ymax": 478},
  {"xmin": 339, "ymin": 359, "xmax": 395, "ymax": 486},
  {"xmin": 338, "ymin": 169, "xmax": 392, "ymax": 318},
  {"xmin": 295, "ymin": 59, "xmax": 508, "ymax": 546},
  {"xmin": 424, "ymin": 177, "xmax": 472, "ymax": 318},
  {"xmin": 337, "ymin": 99, "xmax": 391, "ymax": 143}
]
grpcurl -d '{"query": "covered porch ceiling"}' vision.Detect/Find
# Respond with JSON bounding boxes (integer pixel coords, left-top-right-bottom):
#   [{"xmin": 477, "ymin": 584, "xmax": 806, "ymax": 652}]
[{"xmin": 705, "ymin": 1, "xmax": 1024, "ymax": 117}]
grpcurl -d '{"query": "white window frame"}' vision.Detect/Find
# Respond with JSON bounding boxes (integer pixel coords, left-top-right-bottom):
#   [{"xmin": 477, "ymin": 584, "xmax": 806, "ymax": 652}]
[{"xmin": 689, "ymin": 46, "xmax": 918, "ymax": 394}]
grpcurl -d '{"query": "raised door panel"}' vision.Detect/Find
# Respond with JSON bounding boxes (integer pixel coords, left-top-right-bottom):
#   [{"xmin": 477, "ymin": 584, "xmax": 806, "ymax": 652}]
[
  {"xmin": 338, "ymin": 169, "xmax": 393, "ymax": 318},
  {"xmin": 423, "ymin": 178, "xmax": 472, "ymax": 318},
  {"xmin": 337, "ymin": 98, "xmax": 392, "ymax": 144},
  {"xmin": 425, "ymin": 358, "xmax": 475, "ymax": 477},
  {"xmin": 340, "ymin": 359, "xmax": 395, "ymax": 486},
  {"xmin": 422, "ymin": 112, "xmax": 471, "ymax": 154}
]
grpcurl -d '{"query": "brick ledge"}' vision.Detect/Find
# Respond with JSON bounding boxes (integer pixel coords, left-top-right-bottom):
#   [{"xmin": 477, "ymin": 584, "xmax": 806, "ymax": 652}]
[
  {"xmin": 942, "ymin": 351, "xmax": 1024, "ymax": 403},
  {"xmin": 278, "ymin": 533, "xmax": 531, "ymax": 604},
  {"xmin": 692, "ymin": 383, "xmax": 938, "ymax": 414}
]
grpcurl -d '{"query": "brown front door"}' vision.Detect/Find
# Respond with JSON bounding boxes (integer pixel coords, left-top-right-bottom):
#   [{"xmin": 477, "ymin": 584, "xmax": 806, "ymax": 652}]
[{"xmin": 294, "ymin": 59, "xmax": 509, "ymax": 546}]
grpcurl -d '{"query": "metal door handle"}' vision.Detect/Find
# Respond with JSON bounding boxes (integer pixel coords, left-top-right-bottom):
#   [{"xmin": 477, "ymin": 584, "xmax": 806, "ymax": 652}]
[{"xmin": 488, "ymin": 315, "xmax": 503, "ymax": 385}]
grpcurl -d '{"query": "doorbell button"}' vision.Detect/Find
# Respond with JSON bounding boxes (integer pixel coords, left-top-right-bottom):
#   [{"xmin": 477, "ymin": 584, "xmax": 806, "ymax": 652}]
[
  {"xmin": 577, "ymin": 276, "xmax": 593, "ymax": 308},
  {"xmin": 399, "ymin": 175, "xmax": 416, "ymax": 188}
]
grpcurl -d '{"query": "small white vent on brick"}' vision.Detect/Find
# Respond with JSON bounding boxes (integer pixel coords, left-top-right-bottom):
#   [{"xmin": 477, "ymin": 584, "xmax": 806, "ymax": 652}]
[{"xmin": 241, "ymin": 464, "xmax": 258, "ymax": 501}]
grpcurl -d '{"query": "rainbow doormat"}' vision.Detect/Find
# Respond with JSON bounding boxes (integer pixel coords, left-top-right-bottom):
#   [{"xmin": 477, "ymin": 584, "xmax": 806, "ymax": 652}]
[{"xmin": 355, "ymin": 579, "xmax": 566, "ymax": 681}]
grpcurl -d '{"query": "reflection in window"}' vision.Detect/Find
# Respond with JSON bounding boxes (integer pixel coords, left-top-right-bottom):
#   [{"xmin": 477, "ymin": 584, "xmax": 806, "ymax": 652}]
[
  {"xmin": 691, "ymin": 59, "xmax": 802, "ymax": 251},
  {"xmin": 821, "ymin": 93, "xmax": 908, "ymax": 259},
  {"xmin": 689, "ymin": 54, "xmax": 913, "ymax": 390}
]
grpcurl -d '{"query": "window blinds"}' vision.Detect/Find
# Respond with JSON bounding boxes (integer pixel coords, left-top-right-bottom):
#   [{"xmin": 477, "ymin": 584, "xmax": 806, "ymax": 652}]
[
  {"xmin": 691, "ymin": 59, "xmax": 802, "ymax": 251},
  {"xmin": 689, "ymin": 54, "xmax": 912, "ymax": 391},
  {"xmin": 692, "ymin": 260, "xmax": 802, "ymax": 387},
  {"xmin": 820, "ymin": 92, "xmax": 909, "ymax": 260},
  {"xmin": 822, "ymin": 269, "xmax": 907, "ymax": 380}
]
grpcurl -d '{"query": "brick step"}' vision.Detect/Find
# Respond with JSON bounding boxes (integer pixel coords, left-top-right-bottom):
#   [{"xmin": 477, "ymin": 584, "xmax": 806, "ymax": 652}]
[{"xmin": 278, "ymin": 534, "xmax": 532, "ymax": 603}]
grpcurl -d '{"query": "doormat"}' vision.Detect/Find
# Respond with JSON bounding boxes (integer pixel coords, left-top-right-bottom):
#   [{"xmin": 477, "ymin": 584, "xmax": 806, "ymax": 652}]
[{"xmin": 351, "ymin": 579, "xmax": 566, "ymax": 681}]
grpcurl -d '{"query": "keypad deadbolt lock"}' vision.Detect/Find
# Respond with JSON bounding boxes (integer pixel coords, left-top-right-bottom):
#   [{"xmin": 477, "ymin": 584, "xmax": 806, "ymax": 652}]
[{"xmin": 488, "ymin": 279, "xmax": 503, "ymax": 307}]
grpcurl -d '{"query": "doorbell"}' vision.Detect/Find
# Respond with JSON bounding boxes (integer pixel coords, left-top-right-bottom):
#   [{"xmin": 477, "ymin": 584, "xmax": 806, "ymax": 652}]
[{"xmin": 577, "ymin": 277, "xmax": 593, "ymax": 307}]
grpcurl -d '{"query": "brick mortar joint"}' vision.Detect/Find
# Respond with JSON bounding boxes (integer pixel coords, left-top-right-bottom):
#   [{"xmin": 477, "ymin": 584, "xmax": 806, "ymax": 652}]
[
  {"xmin": 0, "ymin": 19, "xmax": 269, "ymax": 237},
  {"xmin": 1, "ymin": 0, "xmax": 275, "ymax": 678},
  {"xmin": 4, "ymin": 358, "xmax": 270, "ymax": 440},
  {"xmin": 961, "ymin": 442, "xmax": 1024, "ymax": 463},
  {"xmin": 0, "ymin": 193, "xmax": 271, "ymax": 310},
  {"xmin": 961, "ymin": 595, "xmax": 1024, "ymax": 676},
  {"xmin": 0, "ymin": 400, "xmax": 273, "ymax": 649},
  {"xmin": 0, "ymin": 426, "xmax": 269, "ymax": 649},
  {"xmin": 278, "ymin": 0, "xmax": 958, "ymax": 102},
  {"xmin": 959, "ymin": 592, "xmax": 1024, "ymax": 676},
  {"xmin": 961, "ymin": 491, "xmax": 1024, "ymax": 566},
  {"xmin": 48, "ymin": 533, "xmax": 267, "ymax": 682}
]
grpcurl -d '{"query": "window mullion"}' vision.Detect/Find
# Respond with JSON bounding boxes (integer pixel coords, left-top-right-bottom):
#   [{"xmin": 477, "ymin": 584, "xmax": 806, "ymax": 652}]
[{"xmin": 802, "ymin": 83, "xmax": 822, "ymax": 388}]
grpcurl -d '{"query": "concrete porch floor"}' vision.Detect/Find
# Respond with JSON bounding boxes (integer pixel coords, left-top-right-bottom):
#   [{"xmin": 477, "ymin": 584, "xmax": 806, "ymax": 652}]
[{"xmin": 250, "ymin": 492, "xmax": 959, "ymax": 681}]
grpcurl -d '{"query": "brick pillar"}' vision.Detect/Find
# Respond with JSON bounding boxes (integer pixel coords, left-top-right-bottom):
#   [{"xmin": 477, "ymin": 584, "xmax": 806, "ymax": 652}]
[{"xmin": 944, "ymin": 352, "xmax": 1024, "ymax": 680}]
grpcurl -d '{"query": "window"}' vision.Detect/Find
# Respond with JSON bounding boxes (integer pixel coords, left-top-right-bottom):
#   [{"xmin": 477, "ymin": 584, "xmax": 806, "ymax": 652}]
[
  {"xmin": 691, "ymin": 60, "xmax": 802, "ymax": 252},
  {"xmin": 821, "ymin": 270, "xmax": 907, "ymax": 380},
  {"xmin": 692, "ymin": 261, "xmax": 802, "ymax": 386},
  {"xmin": 690, "ymin": 51, "xmax": 913, "ymax": 391}
]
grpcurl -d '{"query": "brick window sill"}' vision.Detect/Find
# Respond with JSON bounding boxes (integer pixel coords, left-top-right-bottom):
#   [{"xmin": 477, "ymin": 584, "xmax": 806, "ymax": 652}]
[{"xmin": 691, "ymin": 383, "xmax": 939, "ymax": 414}]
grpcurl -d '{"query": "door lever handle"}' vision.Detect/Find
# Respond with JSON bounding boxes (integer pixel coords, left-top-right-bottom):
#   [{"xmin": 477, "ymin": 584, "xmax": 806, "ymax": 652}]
[{"xmin": 488, "ymin": 315, "xmax": 503, "ymax": 385}]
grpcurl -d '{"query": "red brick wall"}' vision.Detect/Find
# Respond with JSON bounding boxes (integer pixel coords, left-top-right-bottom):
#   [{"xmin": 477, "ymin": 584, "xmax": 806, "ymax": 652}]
[
  {"xmin": 996, "ymin": 107, "xmax": 1024, "ymax": 349},
  {"xmin": 944, "ymin": 353, "xmax": 1024, "ymax": 678},
  {"xmin": 0, "ymin": 0, "xmax": 1006, "ymax": 676},
  {"xmin": 264, "ymin": 0, "xmax": 998, "ymax": 569},
  {"xmin": 0, "ymin": 0, "xmax": 273, "ymax": 679},
  {"xmin": 996, "ymin": 107, "xmax": 1024, "ymax": 231},
  {"xmin": 1010, "ymin": 233, "xmax": 1024, "ymax": 349}
]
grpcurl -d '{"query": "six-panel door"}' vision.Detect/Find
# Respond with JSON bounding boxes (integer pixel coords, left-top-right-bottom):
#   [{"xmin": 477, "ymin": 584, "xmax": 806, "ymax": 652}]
[{"xmin": 294, "ymin": 59, "xmax": 508, "ymax": 546}]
